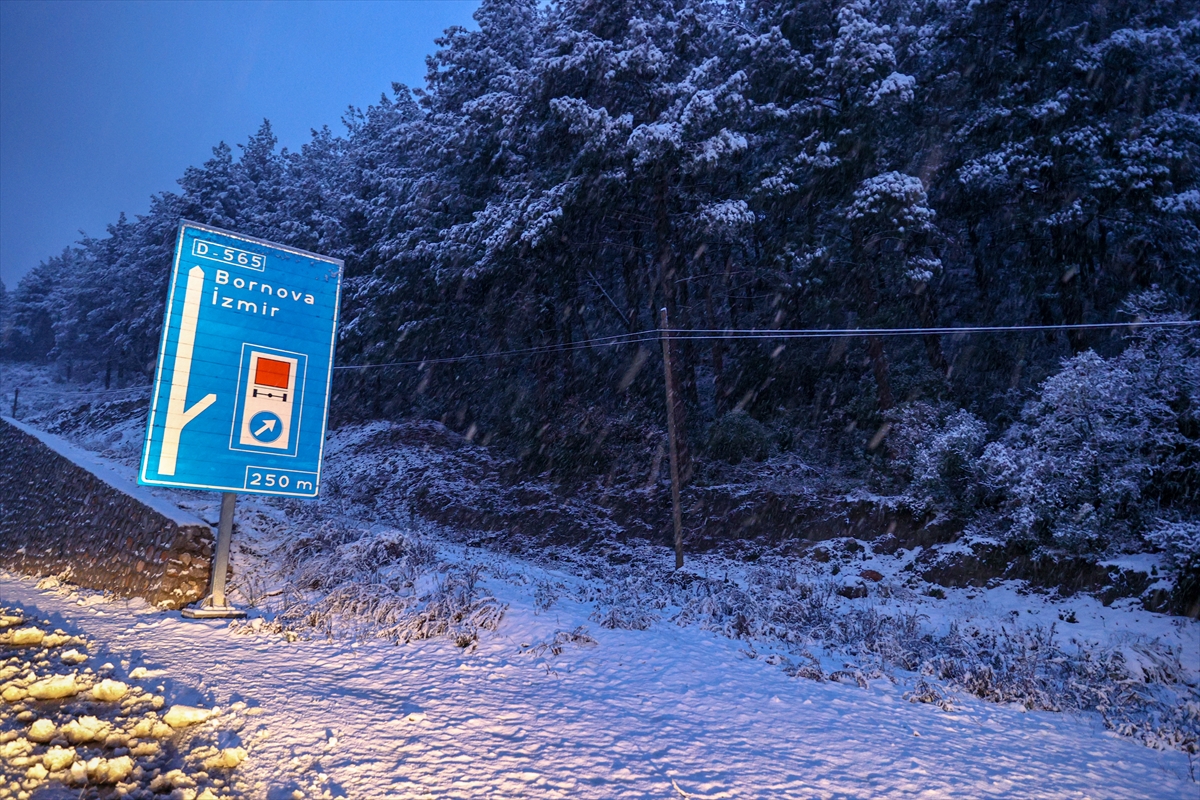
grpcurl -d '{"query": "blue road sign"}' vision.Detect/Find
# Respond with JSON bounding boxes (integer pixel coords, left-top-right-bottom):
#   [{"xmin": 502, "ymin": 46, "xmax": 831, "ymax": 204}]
[{"xmin": 138, "ymin": 221, "xmax": 343, "ymax": 497}]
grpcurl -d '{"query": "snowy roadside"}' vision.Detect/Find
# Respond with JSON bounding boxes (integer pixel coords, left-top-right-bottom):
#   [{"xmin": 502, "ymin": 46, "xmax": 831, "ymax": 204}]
[
  {"xmin": 1, "ymin": 369, "xmax": 1198, "ymax": 797},
  {"xmin": 2, "ymin": 564, "xmax": 1196, "ymax": 800}
]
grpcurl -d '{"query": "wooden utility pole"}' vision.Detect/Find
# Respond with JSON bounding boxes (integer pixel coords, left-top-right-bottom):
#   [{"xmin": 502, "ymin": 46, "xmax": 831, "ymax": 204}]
[{"xmin": 659, "ymin": 307, "xmax": 684, "ymax": 569}]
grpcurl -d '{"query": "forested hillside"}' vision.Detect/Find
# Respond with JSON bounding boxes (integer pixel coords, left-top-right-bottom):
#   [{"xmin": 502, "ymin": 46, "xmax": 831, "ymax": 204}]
[{"xmin": 3, "ymin": 0, "xmax": 1198, "ymax": 578}]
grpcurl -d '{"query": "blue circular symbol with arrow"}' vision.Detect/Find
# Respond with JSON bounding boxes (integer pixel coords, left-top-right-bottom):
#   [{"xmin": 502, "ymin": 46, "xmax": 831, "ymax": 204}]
[{"xmin": 249, "ymin": 411, "xmax": 283, "ymax": 443}]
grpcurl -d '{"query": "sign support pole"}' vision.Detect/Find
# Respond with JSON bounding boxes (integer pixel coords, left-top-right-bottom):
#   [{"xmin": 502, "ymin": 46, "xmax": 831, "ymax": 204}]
[
  {"xmin": 182, "ymin": 492, "xmax": 245, "ymax": 619},
  {"xmin": 659, "ymin": 308, "xmax": 685, "ymax": 570}
]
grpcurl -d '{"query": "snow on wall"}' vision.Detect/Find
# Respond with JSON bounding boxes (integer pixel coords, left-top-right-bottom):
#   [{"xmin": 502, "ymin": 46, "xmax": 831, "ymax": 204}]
[{"xmin": 0, "ymin": 416, "xmax": 214, "ymax": 608}]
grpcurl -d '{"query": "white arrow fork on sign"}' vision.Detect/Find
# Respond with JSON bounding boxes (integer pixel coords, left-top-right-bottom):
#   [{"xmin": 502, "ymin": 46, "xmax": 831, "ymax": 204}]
[{"xmin": 158, "ymin": 265, "xmax": 217, "ymax": 475}]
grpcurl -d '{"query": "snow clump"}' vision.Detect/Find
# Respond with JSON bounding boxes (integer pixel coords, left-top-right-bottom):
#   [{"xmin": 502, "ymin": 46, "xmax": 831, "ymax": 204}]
[
  {"xmin": 7, "ymin": 627, "xmax": 45, "ymax": 647},
  {"xmin": 870, "ymin": 71, "xmax": 916, "ymax": 105},
  {"xmin": 847, "ymin": 172, "xmax": 937, "ymax": 233},
  {"xmin": 59, "ymin": 647, "xmax": 87, "ymax": 664},
  {"xmin": 42, "ymin": 745, "xmax": 75, "ymax": 772},
  {"xmin": 61, "ymin": 715, "xmax": 111, "ymax": 744},
  {"xmin": 26, "ymin": 673, "xmax": 81, "ymax": 700},
  {"xmin": 91, "ymin": 678, "xmax": 129, "ymax": 702},
  {"xmin": 163, "ymin": 705, "xmax": 215, "ymax": 728},
  {"xmin": 27, "ymin": 719, "xmax": 56, "ymax": 743}
]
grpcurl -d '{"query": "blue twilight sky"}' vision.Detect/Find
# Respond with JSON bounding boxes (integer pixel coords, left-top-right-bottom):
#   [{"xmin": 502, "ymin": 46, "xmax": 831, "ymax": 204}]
[{"xmin": 0, "ymin": 0, "xmax": 481, "ymax": 288}]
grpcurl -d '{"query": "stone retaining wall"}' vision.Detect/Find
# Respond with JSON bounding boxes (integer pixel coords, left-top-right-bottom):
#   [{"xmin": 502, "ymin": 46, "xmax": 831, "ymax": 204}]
[{"xmin": 0, "ymin": 417, "xmax": 213, "ymax": 608}]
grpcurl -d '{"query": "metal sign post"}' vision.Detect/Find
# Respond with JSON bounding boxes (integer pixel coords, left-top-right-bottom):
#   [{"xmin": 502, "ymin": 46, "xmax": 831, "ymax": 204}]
[
  {"xmin": 141, "ymin": 221, "xmax": 343, "ymax": 618},
  {"xmin": 182, "ymin": 493, "xmax": 240, "ymax": 619}
]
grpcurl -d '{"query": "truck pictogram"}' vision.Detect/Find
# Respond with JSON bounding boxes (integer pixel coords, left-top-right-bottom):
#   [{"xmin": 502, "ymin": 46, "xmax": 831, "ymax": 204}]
[{"xmin": 238, "ymin": 351, "xmax": 299, "ymax": 450}]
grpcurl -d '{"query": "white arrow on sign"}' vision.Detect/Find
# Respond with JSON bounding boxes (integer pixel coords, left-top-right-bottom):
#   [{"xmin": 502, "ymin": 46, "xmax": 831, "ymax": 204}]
[
  {"xmin": 157, "ymin": 265, "xmax": 217, "ymax": 475},
  {"xmin": 254, "ymin": 418, "xmax": 277, "ymax": 437}
]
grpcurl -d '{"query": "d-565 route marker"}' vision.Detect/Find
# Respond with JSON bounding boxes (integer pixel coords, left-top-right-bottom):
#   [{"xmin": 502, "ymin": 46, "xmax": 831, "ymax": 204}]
[{"xmin": 139, "ymin": 221, "xmax": 342, "ymax": 617}]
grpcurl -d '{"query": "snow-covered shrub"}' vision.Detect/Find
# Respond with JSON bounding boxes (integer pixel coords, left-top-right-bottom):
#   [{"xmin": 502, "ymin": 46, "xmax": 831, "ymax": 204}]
[
  {"xmin": 277, "ymin": 562, "xmax": 505, "ymax": 647},
  {"xmin": 926, "ymin": 623, "xmax": 1065, "ymax": 710},
  {"xmin": 274, "ymin": 520, "xmax": 505, "ymax": 646},
  {"xmin": 981, "ymin": 294, "xmax": 1200, "ymax": 552},
  {"xmin": 754, "ymin": 575, "xmax": 838, "ymax": 637},
  {"xmin": 888, "ymin": 402, "xmax": 988, "ymax": 515},
  {"xmin": 284, "ymin": 521, "xmax": 369, "ymax": 591},
  {"xmin": 783, "ymin": 650, "xmax": 828, "ymax": 683},
  {"xmin": 592, "ymin": 604, "xmax": 658, "ymax": 631},
  {"xmin": 587, "ymin": 573, "xmax": 663, "ymax": 631},
  {"xmin": 282, "ymin": 520, "xmax": 438, "ymax": 591},
  {"xmin": 705, "ymin": 411, "xmax": 773, "ymax": 464},
  {"xmin": 919, "ymin": 621, "xmax": 1199, "ymax": 752},
  {"xmin": 1147, "ymin": 521, "xmax": 1200, "ymax": 577},
  {"xmin": 520, "ymin": 626, "xmax": 597, "ymax": 658},
  {"xmin": 826, "ymin": 607, "xmax": 935, "ymax": 672},
  {"xmin": 674, "ymin": 580, "xmax": 763, "ymax": 639},
  {"xmin": 1146, "ymin": 520, "xmax": 1200, "ymax": 617},
  {"xmin": 904, "ymin": 678, "xmax": 954, "ymax": 711},
  {"xmin": 532, "ymin": 578, "xmax": 561, "ymax": 613},
  {"xmin": 394, "ymin": 564, "xmax": 506, "ymax": 647}
]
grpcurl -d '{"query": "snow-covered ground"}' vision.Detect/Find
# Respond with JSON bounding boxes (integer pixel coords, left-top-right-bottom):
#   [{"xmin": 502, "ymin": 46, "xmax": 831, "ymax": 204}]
[
  {"xmin": 2, "ymin": 366, "xmax": 1198, "ymax": 798},
  {"xmin": 3, "ymin": 566, "xmax": 1196, "ymax": 800}
]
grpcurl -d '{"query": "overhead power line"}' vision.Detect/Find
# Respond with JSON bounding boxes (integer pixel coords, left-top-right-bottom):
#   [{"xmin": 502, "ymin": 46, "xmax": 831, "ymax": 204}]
[
  {"xmin": 13, "ymin": 385, "xmax": 151, "ymax": 396},
  {"xmin": 330, "ymin": 318, "xmax": 1198, "ymax": 371},
  {"xmin": 332, "ymin": 331, "xmax": 656, "ymax": 370},
  {"xmin": 659, "ymin": 319, "xmax": 1200, "ymax": 340}
]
